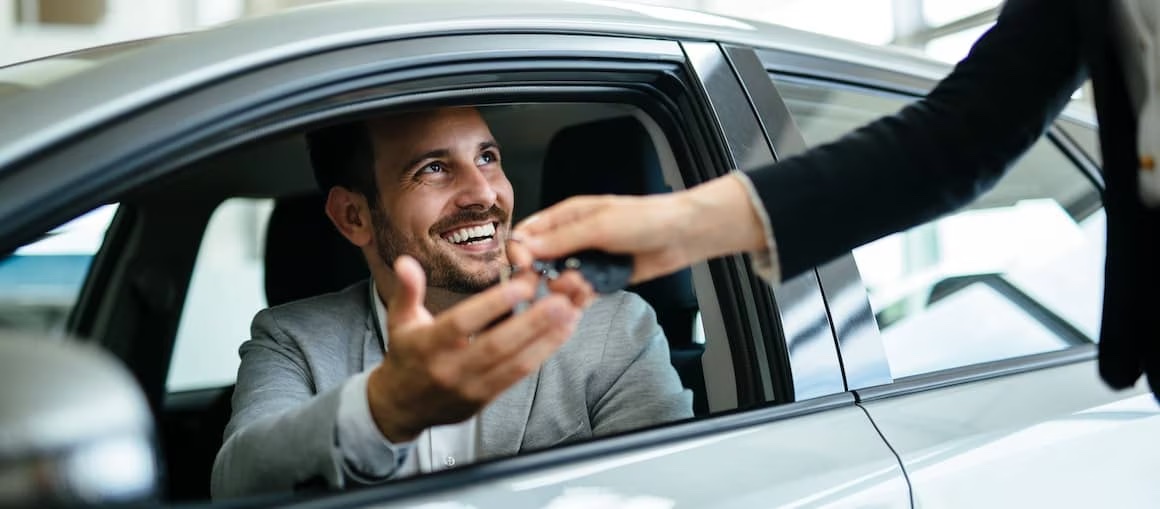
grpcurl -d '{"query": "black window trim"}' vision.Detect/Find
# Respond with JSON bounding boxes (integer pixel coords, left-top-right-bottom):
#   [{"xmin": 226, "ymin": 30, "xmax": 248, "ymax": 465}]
[
  {"xmin": 719, "ymin": 44, "xmax": 850, "ymax": 401},
  {"xmin": 682, "ymin": 41, "xmax": 785, "ymax": 406},
  {"xmin": 855, "ymin": 344, "xmax": 1096, "ymax": 402}
]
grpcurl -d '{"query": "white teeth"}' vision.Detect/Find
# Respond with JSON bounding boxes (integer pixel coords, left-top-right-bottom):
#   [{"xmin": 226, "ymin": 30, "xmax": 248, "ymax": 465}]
[{"xmin": 445, "ymin": 223, "xmax": 497, "ymax": 244}]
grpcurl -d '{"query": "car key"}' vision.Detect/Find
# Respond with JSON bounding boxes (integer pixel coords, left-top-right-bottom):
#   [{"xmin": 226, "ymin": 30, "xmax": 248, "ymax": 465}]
[
  {"xmin": 547, "ymin": 249, "xmax": 634, "ymax": 294},
  {"xmin": 488, "ymin": 250, "xmax": 632, "ymax": 331}
]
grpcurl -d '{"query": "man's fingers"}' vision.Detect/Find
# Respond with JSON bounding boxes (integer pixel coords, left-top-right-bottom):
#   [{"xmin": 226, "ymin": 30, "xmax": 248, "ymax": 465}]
[
  {"xmin": 546, "ymin": 270, "xmax": 595, "ymax": 308},
  {"xmin": 506, "ymin": 237, "xmax": 534, "ymax": 273},
  {"xmin": 458, "ymin": 294, "xmax": 579, "ymax": 373},
  {"xmin": 389, "ymin": 255, "xmax": 428, "ymax": 323},
  {"xmin": 475, "ymin": 315, "xmax": 579, "ymax": 397},
  {"xmin": 432, "ymin": 276, "xmax": 537, "ymax": 341}
]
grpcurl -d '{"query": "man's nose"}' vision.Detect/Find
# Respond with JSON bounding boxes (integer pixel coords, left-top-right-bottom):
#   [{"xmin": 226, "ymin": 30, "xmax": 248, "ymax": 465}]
[{"xmin": 454, "ymin": 164, "xmax": 498, "ymax": 209}]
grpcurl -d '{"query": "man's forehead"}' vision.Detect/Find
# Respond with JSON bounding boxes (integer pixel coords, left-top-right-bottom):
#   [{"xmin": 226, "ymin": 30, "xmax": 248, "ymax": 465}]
[
  {"xmin": 365, "ymin": 107, "xmax": 496, "ymax": 176},
  {"xmin": 367, "ymin": 107, "xmax": 490, "ymax": 143}
]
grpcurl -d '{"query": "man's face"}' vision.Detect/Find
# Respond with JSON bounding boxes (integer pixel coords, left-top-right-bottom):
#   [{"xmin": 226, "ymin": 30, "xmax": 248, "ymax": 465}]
[{"xmin": 367, "ymin": 107, "xmax": 514, "ymax": 294}]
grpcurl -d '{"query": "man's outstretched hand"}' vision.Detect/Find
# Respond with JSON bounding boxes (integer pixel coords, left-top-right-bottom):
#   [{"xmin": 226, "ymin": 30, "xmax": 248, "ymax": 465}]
[{"xmin": 366, "ymin": 255, "xmax": 592, "ymax": 443}]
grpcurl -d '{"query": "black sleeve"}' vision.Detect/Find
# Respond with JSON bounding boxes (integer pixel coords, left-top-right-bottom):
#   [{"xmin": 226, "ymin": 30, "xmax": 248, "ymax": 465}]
[{"xmin": 748, "ymin": 0, "xmax": 1087, "ymax": 279}]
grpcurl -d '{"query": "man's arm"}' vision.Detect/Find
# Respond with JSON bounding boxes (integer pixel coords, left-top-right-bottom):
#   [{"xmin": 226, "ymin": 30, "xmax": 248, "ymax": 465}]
[
  {"xmin": 212, "ymin": 308, "xmax": 417, "ymax": 499},
  {"xmin": 589, "ymin": 292, "xmax": 694, "ymax": 435},
  {"xmin": 211, "ymin": 308, "xmax": 419, "ymax": 498},
  {"xmin": 749, "ymin": 0, "xmax": 1087, "ymax": 280},
  {"xmin": 212, "ymin": 255, "xmax": 590, "ymax": 498},
  {"xmin": 210, "ymin": 309, "xmax": 347, "ymax": 498}
]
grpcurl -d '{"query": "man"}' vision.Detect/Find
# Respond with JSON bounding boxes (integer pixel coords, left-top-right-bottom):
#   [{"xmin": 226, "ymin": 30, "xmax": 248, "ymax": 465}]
[
  {"xmin": 513, "ymin": 0, "xmax": 1160, "ymax": 398},
  {"xmin": 211, "ymin": 107, "xmax": 692, "ymax": 498}
]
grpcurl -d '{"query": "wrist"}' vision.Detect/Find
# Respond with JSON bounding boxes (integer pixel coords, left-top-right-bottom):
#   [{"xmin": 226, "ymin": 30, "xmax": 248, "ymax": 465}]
[
  {"xmin": 367, "ymin": 364, "xmax": 421, "ymax": 443},
  {"xmin": 678, "ymin": 174, "xmax": 768, "ymax": 259}
]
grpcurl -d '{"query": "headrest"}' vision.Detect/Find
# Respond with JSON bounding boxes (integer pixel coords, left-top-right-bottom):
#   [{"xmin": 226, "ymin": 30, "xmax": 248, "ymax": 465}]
[
  {"xmin": 263, "ymin": 193, "xmax": 369, "ymax": 307},
  {"xmin": 540, "ymin": 116, "xmax": 696, "ymax": 309},
  {"xmin": 540, "ymin": 116, "xmax": 668, "ymax": 205}
]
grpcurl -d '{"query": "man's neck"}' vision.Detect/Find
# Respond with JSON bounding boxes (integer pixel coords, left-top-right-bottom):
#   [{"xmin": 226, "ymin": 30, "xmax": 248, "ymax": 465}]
[
  {"xmin": 372, "ymin": 273, "xmax": 469, "ymax": 316},
  {"xmin": 423, "ymin": 287, "xmax": 470, "ymax": 315}
]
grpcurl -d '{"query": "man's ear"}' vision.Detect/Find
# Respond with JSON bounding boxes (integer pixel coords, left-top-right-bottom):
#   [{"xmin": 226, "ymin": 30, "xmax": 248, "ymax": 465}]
[{"xmin": 324, "ymin": 187, "xmax": 374, "ymax": 248}]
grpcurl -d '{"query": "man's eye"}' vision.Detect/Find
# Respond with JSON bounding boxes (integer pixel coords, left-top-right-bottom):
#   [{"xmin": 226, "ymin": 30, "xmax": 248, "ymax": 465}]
[
  {"xmin": 476, "ymin": 151, "xmax": 498, "ymax": 166},
  {"xmin": 418, "ymin": 162, "xmax": 446, "ymax": 174}
]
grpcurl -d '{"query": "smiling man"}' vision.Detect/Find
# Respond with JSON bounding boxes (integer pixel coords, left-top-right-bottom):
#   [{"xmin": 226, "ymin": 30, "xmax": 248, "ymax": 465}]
[{"xmin": 210, "ymin": 107, "xmax": 693, "ymax": 498}]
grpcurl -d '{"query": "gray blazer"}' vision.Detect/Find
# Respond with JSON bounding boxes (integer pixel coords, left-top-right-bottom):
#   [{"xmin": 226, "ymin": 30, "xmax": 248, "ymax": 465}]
[{"xmin": 211, "ymin": 280, "xmax": 693, "ymax": 498}]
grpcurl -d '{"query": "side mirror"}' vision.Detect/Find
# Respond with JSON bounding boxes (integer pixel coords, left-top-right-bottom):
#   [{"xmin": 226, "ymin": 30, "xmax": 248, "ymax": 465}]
[{"xmin": 0, "ymin": 333, "xmax": 158, "ymax": 507}]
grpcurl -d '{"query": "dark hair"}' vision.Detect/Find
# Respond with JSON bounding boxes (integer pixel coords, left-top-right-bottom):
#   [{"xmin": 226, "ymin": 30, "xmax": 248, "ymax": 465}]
[{"xmin": 305, "ymin": 121, "xmax": 379, "ymax": 205}]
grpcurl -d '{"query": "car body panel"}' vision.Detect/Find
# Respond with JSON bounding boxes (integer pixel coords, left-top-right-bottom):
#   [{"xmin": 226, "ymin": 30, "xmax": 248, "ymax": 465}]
[
  {"xmin": 360, "ymin": 402, "xmax": 908, "ymax": 508},
  {"xmin": 859, "ymin": 357, "xmax": 1158, "ymax": 508}
]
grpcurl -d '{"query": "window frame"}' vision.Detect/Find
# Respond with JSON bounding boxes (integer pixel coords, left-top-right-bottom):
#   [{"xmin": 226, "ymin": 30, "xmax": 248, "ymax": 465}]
[
  {"xmin": 753, "ymin": 46, "xmax": 1107, "ymax": 397},
  {"xmin": 717, "ymin": 44, "xmax": 849, "ymax": 401},
  {"xmin": 0, "ymin": 32, "xmax": 850, "ymax": 505}
]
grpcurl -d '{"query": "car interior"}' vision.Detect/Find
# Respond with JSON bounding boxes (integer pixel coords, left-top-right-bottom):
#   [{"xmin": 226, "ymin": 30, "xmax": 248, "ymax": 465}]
[{"xmin": 50, "ymin": 102, "xmax": 717, "ymax": 501}]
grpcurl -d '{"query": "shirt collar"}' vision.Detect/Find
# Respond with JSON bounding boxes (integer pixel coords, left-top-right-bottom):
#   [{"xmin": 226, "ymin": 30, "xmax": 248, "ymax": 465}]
[{"xmin": 370, "ymin": 279, "xmax": 388, "ymax": 343}]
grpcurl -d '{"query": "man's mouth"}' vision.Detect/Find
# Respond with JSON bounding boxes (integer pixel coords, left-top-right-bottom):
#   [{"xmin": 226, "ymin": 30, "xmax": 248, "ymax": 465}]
[{"xmin": 441, "ymin": 222, "xmax": 499, "ymax": 246}]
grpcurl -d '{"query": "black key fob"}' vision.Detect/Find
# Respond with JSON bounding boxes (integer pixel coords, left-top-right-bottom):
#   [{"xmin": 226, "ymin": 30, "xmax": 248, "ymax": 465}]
[
  {"xmin": 488, "ymin": 250, "xmax": 631, "ymax": 332},
  {"xmin": 552, "ymin": 250, "xmax": 633, "ymax": 294}
]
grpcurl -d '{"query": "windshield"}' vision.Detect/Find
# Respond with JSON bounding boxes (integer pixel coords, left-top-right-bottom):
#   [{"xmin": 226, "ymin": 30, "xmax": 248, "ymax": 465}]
[{"xmin": 0, "ymin": 37, "xmax": 171, "ymax": 100}]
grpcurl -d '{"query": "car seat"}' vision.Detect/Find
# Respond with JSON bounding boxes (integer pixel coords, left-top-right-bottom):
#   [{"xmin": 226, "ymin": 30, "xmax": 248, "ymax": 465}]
[{"xmin": 538, "ymin": 116, "xmax": 708, "ymax": 416}]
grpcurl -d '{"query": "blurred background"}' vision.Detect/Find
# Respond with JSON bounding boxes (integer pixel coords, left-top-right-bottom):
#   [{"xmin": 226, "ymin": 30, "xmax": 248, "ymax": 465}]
[{"xmin": 0, "ymin": 0, "xmax": 1004, "ymax": 66}]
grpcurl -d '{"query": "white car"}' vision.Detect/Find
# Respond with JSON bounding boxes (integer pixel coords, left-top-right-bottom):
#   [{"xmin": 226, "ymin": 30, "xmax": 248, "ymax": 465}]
[{"xmin": 0, "ymin": 1, "xmax": 1154, "ymax": 507}]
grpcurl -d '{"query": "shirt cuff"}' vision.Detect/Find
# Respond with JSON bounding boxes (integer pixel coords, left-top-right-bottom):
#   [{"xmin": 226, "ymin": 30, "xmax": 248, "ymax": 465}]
[
  {"xmin": 730, "ymin": 171, "xmax": 783, "ymax": 286},
  {"xmin": 336, "ymin": 370, "xmax": 413, "ymax": 481}
]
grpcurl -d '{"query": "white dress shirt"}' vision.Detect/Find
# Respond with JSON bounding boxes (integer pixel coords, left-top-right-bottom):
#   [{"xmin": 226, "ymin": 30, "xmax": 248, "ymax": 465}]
[{"xmin": 334, "ymin": 281, "xmax": 478, "ymax": 481}]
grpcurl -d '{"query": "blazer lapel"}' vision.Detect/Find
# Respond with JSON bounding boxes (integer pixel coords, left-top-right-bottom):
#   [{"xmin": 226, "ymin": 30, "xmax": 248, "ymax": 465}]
[
  {"xmin": 361, "ymin": 315, "xmax": 382, "ymax": 370},
  {"xmin": 478, "ymin": 369, "xmax": 540, "ymax": 459},
  {"xmin": 363, "ymin": 281, "xmax": 386, "ymax": 370}
]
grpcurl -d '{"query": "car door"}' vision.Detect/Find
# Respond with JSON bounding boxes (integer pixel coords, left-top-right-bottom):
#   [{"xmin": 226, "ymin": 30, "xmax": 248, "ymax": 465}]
[
  {"xmin": 0, "ymin": 19, "xmax": 906, "ymax": 508},
  {"xmin": 751, "ymin": 46, "xmax": 1160, "ymax": 508},
  {"xmin": 356, "ymin": 41, "xmax": 908, "ymax": 509}
]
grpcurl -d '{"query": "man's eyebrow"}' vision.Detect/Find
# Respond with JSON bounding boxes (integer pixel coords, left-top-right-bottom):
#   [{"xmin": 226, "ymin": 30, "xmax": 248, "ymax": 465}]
[
  {"xmin": 400, "ymin": 148, "xmax": 450, "ymax": 173},
  {"xmin": 398, "ymin": 141, "xmax": 500, "ymax": 174}
]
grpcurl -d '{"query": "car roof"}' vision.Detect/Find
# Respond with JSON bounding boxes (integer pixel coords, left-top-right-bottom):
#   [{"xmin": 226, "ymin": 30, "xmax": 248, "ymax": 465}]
[{"xmin": 0, "ymin": 0, "xmax": 1025, "ymax": 169}]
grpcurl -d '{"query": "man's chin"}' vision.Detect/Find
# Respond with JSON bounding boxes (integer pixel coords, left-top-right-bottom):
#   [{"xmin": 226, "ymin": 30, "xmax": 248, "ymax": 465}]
[
  {"xmin": 434, "ymin": 272, "xmax": 502, "ymax": 294},
  {"xmin": 427, "ymin": 262, "xmax": 504, "ymax": 293}
]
